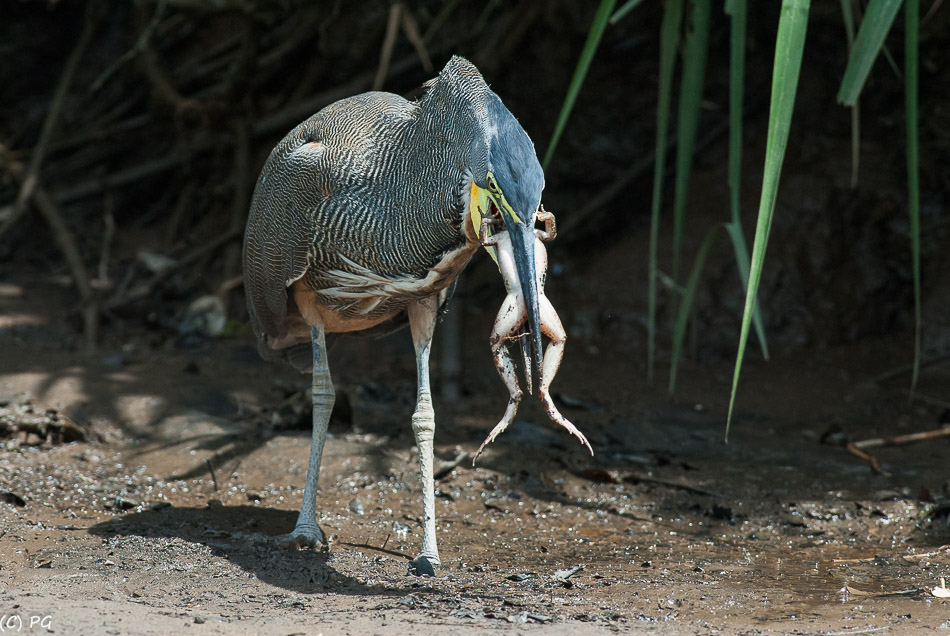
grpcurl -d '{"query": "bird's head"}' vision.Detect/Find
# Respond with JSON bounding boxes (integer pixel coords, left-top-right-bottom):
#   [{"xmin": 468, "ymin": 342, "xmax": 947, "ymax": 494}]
[{"xmin": 472, "ymin": 97, "xmax": 546, "ymax": 393}]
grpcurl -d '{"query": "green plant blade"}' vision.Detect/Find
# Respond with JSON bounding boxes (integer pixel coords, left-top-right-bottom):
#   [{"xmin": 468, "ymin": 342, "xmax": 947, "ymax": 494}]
[
  {"xmin": 726, "ymin": 0, "xmax": 746, "ymax": 197},
  {"xmin": 840, "ymin": 0, "xmax": 861, "ymax": 187},
  {"xmin": 667, "ymin": 223, "xmax": 770, "ymax": 395},
  {"xmin": 669, "ymin": 224, "xmax": 726, "ymax": 394},
  {"xmin": 542, "ymin": 0, "xmax": 617, "ymax": 169},
  {"xmin": 879, "ymin": 40, "xmax": 903, "ymax": 78},
  {"xmin": 610, "ymin": 0, "xmax": 646, "ymax": 24},
  {"xmin": 725, "ymin": 0, "xmax": 769, "ymax": 360},
  {"xmin": 647, "ymin": 0, "xmax": 684, "ymax": 384},
  {"xmin": 727, "ymin": 0, "xmax": 810, "ymax": 434},
  {"xmin": 724, "ymin": 221, "xmax": 768, "ymax": 359},
  {"xmin": 839, "ymin": 0, "xmax": 856, "ymax": 43},
  {"xmin": 671, "ymin": 0, "xmax": 711, "ymax": 287},
  {"xmin": 837, "ymin": 0, "xmax": 902, "ymax": 106},
  {"xmin": 905, "ymin": 0, "xmax": 921, "ymax": 393}
]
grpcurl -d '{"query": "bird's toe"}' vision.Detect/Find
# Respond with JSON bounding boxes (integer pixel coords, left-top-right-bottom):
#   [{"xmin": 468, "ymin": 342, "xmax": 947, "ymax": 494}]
[
  {"xmin": 274, "ymin": 525, "xmax": 326, "ymax": 551},
  {"xmin": 408, "ymin": 555, "xmax": 438, "ymax": 576}
]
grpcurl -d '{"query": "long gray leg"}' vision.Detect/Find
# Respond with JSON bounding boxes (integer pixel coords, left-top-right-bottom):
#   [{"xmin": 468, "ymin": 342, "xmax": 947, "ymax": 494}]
[
  {"xmin": 407, "ymin": 297, "xmax": 440, "ymax": 566},
  {"xmin": 280, "ymin": 324, "xmax": 333, "ymax": 548}
]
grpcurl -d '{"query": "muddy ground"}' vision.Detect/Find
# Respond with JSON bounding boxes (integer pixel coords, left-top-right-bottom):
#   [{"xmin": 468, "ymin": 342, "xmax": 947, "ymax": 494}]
[{"xmin": 3, "ymin": 249, "xmax": 950, "ymax": 636}]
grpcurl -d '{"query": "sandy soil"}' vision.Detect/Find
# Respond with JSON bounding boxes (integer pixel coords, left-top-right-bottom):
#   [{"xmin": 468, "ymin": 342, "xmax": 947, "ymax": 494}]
[{"xmin": 3, "ymin": 257, "xmax": 950, "ymax": 636}]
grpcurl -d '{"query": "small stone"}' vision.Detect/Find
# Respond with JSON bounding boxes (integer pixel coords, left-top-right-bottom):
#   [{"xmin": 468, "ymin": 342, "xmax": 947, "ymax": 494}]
[
  {"xmin": 553, "ymin": 565, "xmax": 584, "ymax": 580},
  {"xmin": 114, "ymin": 496, "xmax": 140, "ymax": 510},
  {"xmin": 348, "ymin": 498, "xmax": 365, "ymax": 515},
  {"xmin": 527, "ymin": 613, "xmax": 554, "ymax": 623},
  {"xmin": 392, "ymin": 520, "xmax": 410, "ymax": 540},
  {"xmin": 0, "ymin": 490, "xmax": 26, "ymax": 507}
]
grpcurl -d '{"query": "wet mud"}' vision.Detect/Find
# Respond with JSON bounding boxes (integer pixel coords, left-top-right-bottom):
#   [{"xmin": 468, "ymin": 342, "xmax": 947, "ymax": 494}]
[{"xmin": 3, "ymin": 268, "xmax": 950, "ymax": 635}]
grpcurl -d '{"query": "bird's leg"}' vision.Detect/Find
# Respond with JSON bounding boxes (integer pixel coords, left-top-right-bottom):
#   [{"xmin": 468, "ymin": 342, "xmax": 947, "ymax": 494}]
[
  {"xmin": 408, "ymin": 297, "xmax": 441, "ymax": 567},
  {"xmin": 473, "ymin": 294, "xmax": 526, "ymax": 462},
  {"xmin": 537, "ymin": 297, "xmax": 593, "ymax": 455},
  {"xmin": 279, "ymin": 324, "xmax": 333, "ymax": 549}
]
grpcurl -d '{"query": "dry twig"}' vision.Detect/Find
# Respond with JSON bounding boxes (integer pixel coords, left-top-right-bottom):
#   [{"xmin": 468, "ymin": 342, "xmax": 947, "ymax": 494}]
[
  {"xmin": 373, "ymin": 3, "xmax": 404, "ymax": 91},
  {"xmin": 902, "ymin": 544, "xmax": 950, "ymax": 561},
  {"xmin": 0, "ymin": 0, "xmax": 102, "ymax": 241},
  {"xmin": 845, "ymin": 443, "xmax": 889, "ymax": 476},
  {"xmin": 852, "ymin": 426, "xmax": 950, "ymax": 450},
  {"xmin": 400, "ymin": 5, "xmax": 433, "ymax": 74},
  {"xmin": 90, "ymin": 0, "xmax": 167, "ymax": 94},
  {"xmin": 845, "ymin": 425, "xmax": 950, "ymax": 476},
  {"xmin": 104, "ymin": 228, "xmax": 242, "ymax": 310},
  {"xmin": 1, "ymin": 147, "xmax": 99, "ymax": 351},
  {"xmin": 339, "ymin": 539, "xmax": 413, "ymax": 561}
]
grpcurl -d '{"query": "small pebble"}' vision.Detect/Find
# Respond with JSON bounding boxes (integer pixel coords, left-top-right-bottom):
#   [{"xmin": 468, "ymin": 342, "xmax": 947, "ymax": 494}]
[
  {"xmin": 114, "ymin": 496, "xmax": 140, "ymax": 510},
  {"xmin": 392, "ymin": 520, "xmax": 410, "ymax": 539}
]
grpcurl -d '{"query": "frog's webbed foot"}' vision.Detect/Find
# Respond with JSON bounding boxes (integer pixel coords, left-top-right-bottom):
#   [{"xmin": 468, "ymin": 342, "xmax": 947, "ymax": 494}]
[
  {"xmin": 539, "ymin": 389, "xmax": 594, "ymax": 455},
  {"xmin": 479, "ymin": 216, "xmax": 505, "ymax": 246},
  {"xmin": 536, "ymin": 206, "xmax": 557, "ymax": 242},
  {"xmin": 533, "ymin": 295, "xmax": 593, "ymax": 456},
  {"xmin": 475, "ymin": 319, "xmax": 524, "ymax": 463},
  {"xmin": 472, "ymin": 391, "xmax": 521, "ymax": 463}
]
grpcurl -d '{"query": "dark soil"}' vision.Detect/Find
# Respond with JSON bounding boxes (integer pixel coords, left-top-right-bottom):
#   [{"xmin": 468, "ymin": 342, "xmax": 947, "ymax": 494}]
[{"xmin": 3, "ymin": 262, "xmax": 950, "ymax": 634}]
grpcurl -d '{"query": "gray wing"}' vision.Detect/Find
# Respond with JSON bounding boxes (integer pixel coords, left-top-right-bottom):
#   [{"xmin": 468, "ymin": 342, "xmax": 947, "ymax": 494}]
[
  {"xmin": 243, "ymin": 114, "xmax": 325, "ymax": 347},
  {"xmin": 243, "ymin": 92, "xmax": 427, "ymax": 348}
]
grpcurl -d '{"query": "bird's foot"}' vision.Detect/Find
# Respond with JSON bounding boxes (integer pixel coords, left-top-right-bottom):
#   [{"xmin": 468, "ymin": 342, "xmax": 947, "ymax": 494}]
[
  {"xmin": 540, "ymin": 390, "xmax": 594, "ymax": 455},
  {"xmin": 274, "ymin": 523, "xmax": 326, "ymax": 551},
  {"xmin": 408, "ymin": 554, "xmax": 438, "ymax": 577}
]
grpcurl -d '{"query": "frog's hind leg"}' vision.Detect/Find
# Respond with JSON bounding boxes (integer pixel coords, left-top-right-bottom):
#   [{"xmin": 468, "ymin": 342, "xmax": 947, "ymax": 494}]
[
  {"xmin": 473, "ymin": 295, "xmax": 525, "ymax": 462},
  {"xmin": 538, "ymin": 296, "xmax": 593, "ymax": 455}
]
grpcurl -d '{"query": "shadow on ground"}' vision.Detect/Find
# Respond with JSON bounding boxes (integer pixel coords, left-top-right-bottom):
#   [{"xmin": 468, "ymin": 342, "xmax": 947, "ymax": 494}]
[{"xmin": 88, "ymin": 503, "xmax": 413, "ymax": 597}]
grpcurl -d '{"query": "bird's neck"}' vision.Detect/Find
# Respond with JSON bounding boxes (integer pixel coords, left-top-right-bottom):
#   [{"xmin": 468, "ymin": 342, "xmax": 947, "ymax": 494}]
[{"xmin": 416, "ymin": 74, "xmax": 491, "ymax": 151}]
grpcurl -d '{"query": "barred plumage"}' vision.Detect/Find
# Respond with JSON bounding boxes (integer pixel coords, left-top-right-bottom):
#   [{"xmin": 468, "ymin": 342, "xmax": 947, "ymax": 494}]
[
  {"xmin": 244, "ymin": 57, "xmax": 503, "ymax": 356},
  {"xmin": 241, "ymin": 55, "xmax": 548, "ymax": 567}
]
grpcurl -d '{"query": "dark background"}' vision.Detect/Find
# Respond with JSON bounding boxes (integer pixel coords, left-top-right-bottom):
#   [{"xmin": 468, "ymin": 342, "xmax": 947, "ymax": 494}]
[{"xmin": 1, "ymin": 0, "xmax": 948, "ymax": 393}]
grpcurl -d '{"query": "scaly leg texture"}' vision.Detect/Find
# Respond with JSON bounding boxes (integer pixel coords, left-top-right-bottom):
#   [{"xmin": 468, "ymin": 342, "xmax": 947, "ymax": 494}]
[
  {"xmin": 408, "ymin": 298, "xmax": 440, "ymax": 566},
  {"xmin": 280, "ymin": 325, "xmax": 333, "ymax": 548}
]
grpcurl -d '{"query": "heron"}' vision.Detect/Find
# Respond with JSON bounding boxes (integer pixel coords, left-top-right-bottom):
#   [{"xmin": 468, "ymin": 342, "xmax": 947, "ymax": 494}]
[{"xmin": 243, "ymin": 56, "xmax": 587, "ymax": 570}]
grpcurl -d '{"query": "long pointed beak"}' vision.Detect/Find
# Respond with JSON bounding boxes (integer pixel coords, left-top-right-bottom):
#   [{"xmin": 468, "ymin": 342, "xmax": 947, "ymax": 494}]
[{"xmin": 503, "ymin": 215, "xmax": 542, "ymax": 395}]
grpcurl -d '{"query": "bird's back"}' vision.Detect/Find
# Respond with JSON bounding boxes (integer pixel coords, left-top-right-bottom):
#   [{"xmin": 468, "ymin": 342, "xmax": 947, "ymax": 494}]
[{"xmin": 244, "ymin": 83, "xmax": 479, "ymax": 355}]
